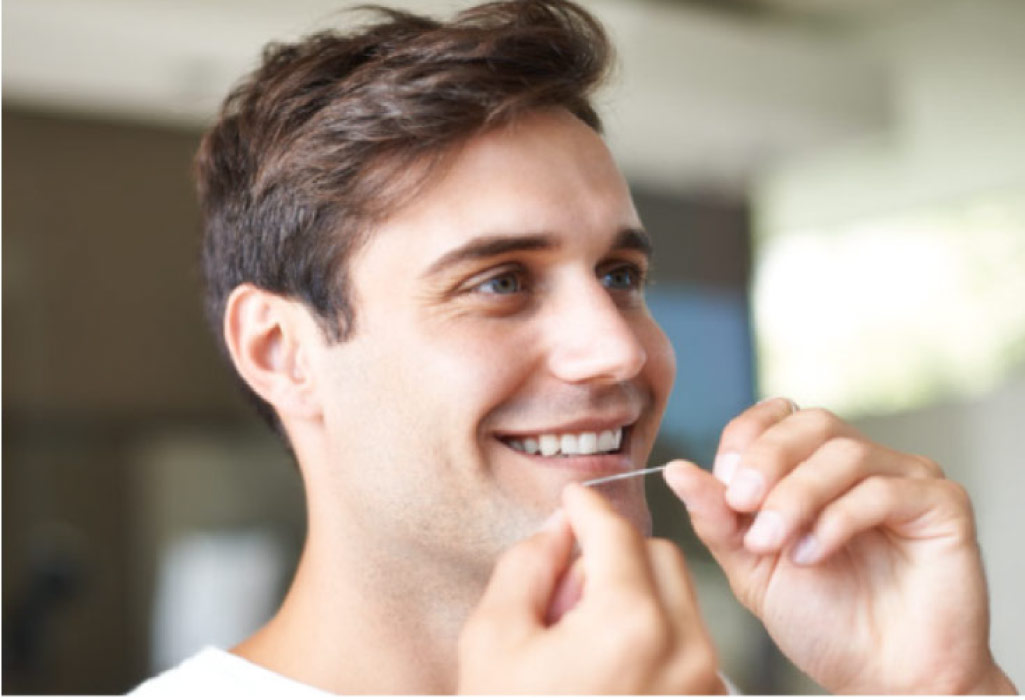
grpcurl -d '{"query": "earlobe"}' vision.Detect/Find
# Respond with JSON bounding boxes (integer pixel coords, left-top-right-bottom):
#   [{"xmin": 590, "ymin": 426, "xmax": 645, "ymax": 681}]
[{"xmin": 223, "ymin": 284, "xmax": 323, "ymax": 422}]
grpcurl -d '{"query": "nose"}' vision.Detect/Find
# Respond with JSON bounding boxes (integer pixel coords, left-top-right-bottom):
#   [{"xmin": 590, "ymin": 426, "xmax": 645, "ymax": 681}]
[{"xmin": 545, "ymin": 277, "xmax": 648, "ymax": 384}]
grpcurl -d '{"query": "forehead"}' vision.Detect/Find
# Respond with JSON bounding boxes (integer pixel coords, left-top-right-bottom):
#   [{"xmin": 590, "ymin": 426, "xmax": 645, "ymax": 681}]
[{"xmin": 357, "ymin": 109, "xmax": 641, "ymax": 269}]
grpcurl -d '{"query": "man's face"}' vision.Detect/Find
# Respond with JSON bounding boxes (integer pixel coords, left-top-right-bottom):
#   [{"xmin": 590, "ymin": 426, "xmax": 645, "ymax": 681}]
[{"xmin": 310, "ymin": 109, "xmax": 675, "ymax": 574}]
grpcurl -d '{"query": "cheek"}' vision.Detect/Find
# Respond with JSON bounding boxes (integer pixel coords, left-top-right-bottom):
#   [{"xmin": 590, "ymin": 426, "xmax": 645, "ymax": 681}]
[
  {"xmin": 373, "ymin": 310, "xmax": 534, "ymax": 415},
  {"xmin": 428, "ymin": 323, "xmax": 537, "ymax": 417}
]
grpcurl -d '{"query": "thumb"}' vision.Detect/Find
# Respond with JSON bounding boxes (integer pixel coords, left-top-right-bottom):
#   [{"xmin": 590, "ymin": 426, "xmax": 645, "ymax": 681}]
[{"xmin": 663, "ymin": 459, "xmax": 750, "ymax": 574}]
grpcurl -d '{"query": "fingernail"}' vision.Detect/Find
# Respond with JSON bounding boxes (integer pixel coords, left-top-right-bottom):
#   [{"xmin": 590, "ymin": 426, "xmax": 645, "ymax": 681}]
[
  {"xmin": 745, "ymin": 510, "xmax": 785, "ymax": 550},
  {"xmin": 713, "ymin": 452, "xmax": 741, "ymax": 485},
  {"xmin": 757, "ymin": 396, "xmax": 800, "ymax": 414},
  {"xmin": 727, "ymin": 468, "xmax": 765, "ymax": 509},
  {"xmin": 540, "ymin": 509, "xmax": 566, "ymax": 532},
  {"xmin": 791, "ymin": 533, "xmax": 819, "ymax": 565}
]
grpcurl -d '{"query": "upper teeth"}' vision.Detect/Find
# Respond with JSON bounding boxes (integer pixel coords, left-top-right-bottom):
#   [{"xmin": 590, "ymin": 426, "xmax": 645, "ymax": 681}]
[{"xmin": 508, "ymin": 428, "xmax": 623, "ymax": 457}]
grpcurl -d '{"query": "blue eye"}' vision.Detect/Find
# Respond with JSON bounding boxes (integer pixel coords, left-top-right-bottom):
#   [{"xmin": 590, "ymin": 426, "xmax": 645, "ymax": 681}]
[
  {"xmin": 477, "ymin": 271, "xmax": 523, "ymax": 295},
  {"xmin": 601, "ymin": 264, "xmax": 642, "ymax": 290}
]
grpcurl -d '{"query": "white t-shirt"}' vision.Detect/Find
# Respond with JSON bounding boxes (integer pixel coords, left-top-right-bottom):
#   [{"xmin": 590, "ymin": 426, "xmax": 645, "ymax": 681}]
[
  {"xmin": 129, "ymin": 647, "xmax": 336, "ymax": 698},
  {"xmin": 131, "ymin": 645, "xmax": 741, "ymax": 695}
]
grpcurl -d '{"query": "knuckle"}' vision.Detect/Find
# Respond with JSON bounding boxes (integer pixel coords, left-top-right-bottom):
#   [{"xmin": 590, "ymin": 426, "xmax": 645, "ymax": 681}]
[
  {"xmin": 860, "ymin": 474, "xmax": 896, "ymax": 503},
  {"xmin": 722, "ymin": 400, "xmax": 791, "ymax": 450},
  {"xmin": 763, "ymin": 396, "xmax": 797, "ymax": 416},
  {"xmin": 818, "ymin": 503, "xmax": 850, "ymax": 540},
  {"xmin": 618, "ymin": 600, "xmax": 671, "ymax": 651},
  {"xmin": 744, "ymin": 439, "xmax": 788, "ymax": 476},
  {"xmin": 819, "ymin": 495, "xmax": 860, "ymax": 541},
  {"xmin": 800, "ymin": 407, "xmax": 842, "ymax": 437},
  {"xmin": 942, "ymin": 479, "xmax": 973, "ymax": 512},
  {"xmin": 909, "ymin": 453, "xmax": 944, "ymax": 478},
  {"xmin": 769, "ymin": 484, "xmax": 816, "ymax": 528},
  {"xmin": 939, "ymin": 480, "xmax": 977, "ymax": 541},
  {"xmin": 823, "ymin": 475, "xmax": 892, "ymax": 531},
  {"xmin": 719, "ymin": 413, "xmax": 752, "ymax": 451},
  {"xmin": 825, "ymin": 435, "xmax": 872, "ymax": 465}
]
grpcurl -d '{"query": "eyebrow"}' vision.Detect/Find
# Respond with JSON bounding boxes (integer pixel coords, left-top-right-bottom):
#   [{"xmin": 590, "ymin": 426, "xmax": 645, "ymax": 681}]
[
  {"xmin": 614, "ymin": 227, "xmax": 654, "ymax": 258},
  {"xmin": 422, "ymin": 227, "xmax": 653, "ymax": 278}
]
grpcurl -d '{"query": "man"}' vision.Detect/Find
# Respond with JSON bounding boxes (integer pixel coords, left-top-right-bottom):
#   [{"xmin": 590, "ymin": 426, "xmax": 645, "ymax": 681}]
[{"xmin": 133, "ymin": 0, "xmax": 1016, "ymax": 694}]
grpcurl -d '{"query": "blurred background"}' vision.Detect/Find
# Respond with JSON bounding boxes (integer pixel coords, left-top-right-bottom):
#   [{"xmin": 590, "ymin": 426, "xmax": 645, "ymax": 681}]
[{"xmin": 3, "ymin": 0, "xmax": 1023, "ymax": 693}]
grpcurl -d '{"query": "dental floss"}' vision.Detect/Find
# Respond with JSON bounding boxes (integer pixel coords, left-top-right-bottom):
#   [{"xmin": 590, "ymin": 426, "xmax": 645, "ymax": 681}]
[{"xmin": 581, "ymin": 465, "xmax": 666, "ymax": 487}]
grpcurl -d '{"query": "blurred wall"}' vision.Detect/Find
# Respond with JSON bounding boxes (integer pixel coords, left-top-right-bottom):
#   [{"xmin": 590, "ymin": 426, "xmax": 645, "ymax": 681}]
[
  {"xmin": 3, "ymin": 110, "xmax": 229, "ymax": 416},
  {"xmin": 756, "ymin": 0, "xmax": 1025, "ymax": 232},
  {"xmin": 1, "ymin": 108, "xmax": 280, "ymax": 693}
]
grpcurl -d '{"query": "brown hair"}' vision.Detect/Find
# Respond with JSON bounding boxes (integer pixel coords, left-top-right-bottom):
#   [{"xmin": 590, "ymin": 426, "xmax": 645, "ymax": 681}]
[{"xmin": 195, "ymin": 0, "xmax": 613, "ymax": 432}]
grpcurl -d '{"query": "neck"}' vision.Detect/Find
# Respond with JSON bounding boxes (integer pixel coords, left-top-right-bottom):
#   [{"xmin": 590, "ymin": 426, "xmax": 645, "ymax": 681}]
[{"xmin": 233, "ymin": 511, "xmax": 485, "ymax": 694}]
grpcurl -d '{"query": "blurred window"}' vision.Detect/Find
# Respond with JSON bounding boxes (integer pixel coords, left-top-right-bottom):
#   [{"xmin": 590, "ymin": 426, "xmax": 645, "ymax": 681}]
[{"xmin": 754, "ymin": 188, "xmax": 1025, "ymax": 416}]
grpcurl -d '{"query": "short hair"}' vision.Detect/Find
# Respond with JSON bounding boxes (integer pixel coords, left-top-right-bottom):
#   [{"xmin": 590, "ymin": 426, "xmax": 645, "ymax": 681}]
[{"xmin": 195, "ymin": 0, "xmax": 613, "ymax": 432}]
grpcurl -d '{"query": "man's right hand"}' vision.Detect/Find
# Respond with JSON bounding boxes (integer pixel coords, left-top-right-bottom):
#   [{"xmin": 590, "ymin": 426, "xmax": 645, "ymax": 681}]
[{"xmin": 457, "ymin": 483, "xmax": 723, "ymax": 694}]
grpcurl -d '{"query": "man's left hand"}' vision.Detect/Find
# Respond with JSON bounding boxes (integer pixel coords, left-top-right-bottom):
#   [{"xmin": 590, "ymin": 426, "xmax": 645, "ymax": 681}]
[{"xmin": 665, "ymin": 398, "xmax": 1017, "ymax": 694}]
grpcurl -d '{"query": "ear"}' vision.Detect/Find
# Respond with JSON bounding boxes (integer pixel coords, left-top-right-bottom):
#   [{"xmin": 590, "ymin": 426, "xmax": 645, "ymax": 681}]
[{"xmin": 222, "ymin": 283, "xmax": 324, "ymax": 422}]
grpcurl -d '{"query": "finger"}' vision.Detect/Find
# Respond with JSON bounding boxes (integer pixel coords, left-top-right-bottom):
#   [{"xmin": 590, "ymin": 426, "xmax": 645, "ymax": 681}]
[
  {"xmin": 546, "ymin": 555, "xmax": 585, "ymax": 625},
  {"xmin": 645, "ymin": 538, "xmax": 700, "ymax": 626},
  {"xmin": 561, "ymin": 483, "xmax": 657, "ymax": 597},
  {"xmin": 725, "ymin": 408, "xmax": 857, "ymax": 512},
  {"xmin": 470, "ymin": 510, "xmax": 575, "ymax": 640},
  {"xmin": 663, "ymin": 460, "xmax": 752, "ymax": 575},
  {"xmin": 742, "ymin": 438, "xmax": 931, "ymax": 554},
  {"xmin": 663, "ymin": 460, "xmax": 741, "ymax": 544},
  {"xmin": 713, "ymin": 397, "xmax": 800, "ymax": 485},
  {"xmin": 645, "ymin": 539, "xmax": 723, "ymax": 693},
  {"xmin": 790, "ymin": 476, "xmax": 975, "ymax": 565}
]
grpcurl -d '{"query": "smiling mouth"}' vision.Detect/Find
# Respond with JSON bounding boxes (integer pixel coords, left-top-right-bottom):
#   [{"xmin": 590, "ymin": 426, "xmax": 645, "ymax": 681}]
[{"xmin": 499, "ymin": 426, "xmax": 628, "ymax": 458}]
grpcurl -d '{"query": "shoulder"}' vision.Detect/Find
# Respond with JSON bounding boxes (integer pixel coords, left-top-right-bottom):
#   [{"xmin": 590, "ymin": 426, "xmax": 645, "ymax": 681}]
[{"xmin": 128, "ymin": 647, "xmax": 335, "ymax": 698}]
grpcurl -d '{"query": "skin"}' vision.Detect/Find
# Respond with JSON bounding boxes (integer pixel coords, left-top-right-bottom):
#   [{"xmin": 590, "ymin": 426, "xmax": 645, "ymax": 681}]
[
  {"xmin": 473, "ymin": 400, "xmax": 1017, "ymax": 694},
  {"xmin": 662, "ymin": 398, "xmax": 1018, "ymax": 693},
  {"xmin": 460, "ymin": 484, "xmax": 722, "ymax": 694},
  {"xmin": 223, "ymin": 108, "xmax": 710, "ymax": 692},
  {"xmin": 221, "ymin": 108, "xmax": 1015, "ymax": 693}
]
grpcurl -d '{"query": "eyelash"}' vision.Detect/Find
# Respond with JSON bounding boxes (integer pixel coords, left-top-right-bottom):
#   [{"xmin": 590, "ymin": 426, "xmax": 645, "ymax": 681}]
[
  {"xmin": 599, "ymin": 262, "xmax": 647, "ymax": 292},
  {"xmin": 465, "ymin": 261, "xmax": 648, "ymax": 301},
  {"xmin": 474, "ymin": 268, "xmax": 527, "ymax": 296}
]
